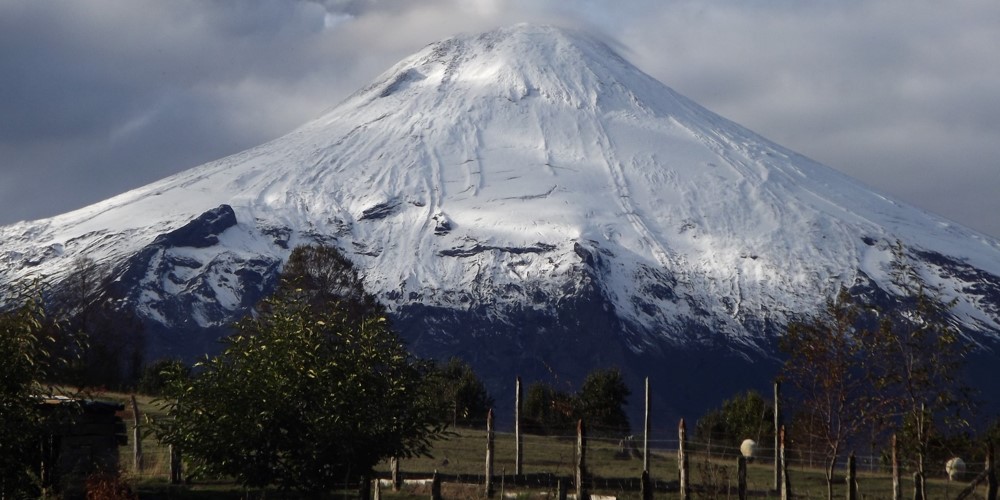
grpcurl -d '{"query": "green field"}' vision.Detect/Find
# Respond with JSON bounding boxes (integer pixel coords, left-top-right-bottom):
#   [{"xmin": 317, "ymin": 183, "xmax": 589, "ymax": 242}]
[{"xmin": 86, "ymin": 392, "xmax": 985, "ymax": 499}]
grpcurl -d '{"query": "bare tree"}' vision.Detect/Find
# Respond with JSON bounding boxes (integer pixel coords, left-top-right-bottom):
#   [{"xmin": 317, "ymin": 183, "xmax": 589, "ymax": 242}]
[{"xmin": 781, "ymin": 286, "xmax": 880, "ymax": 500}]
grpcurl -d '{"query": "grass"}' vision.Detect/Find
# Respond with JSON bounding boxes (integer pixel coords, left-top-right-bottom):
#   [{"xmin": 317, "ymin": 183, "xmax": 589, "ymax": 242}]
[{"xmin": 75, "ymin": 391, "xmax": 989, "ymax": 499}]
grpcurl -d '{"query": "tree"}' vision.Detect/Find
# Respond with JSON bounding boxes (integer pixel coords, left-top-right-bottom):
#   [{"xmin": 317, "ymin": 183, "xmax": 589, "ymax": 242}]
[
  {"xmin": 278, "ymin": 243, "xmax": 381, "ymax": 319},
  {"xmin": 577, "ymin": 368, "xmax": 631, "ymax": 437},
  {"xmin": 696, "ymin": 389, "xmax": 774, "ymax": 454},
  {"xmin": 424, "ymin": 357, "xmax": 494, "ymax": 427},
  {"xmin": 154, "ymin": 245, "xmax": 445, "ymax": 493},
  {"xmin": 0, "ymin": 287, "xmax": 76, "ymax": 497},
  {"xmin": 523, "ymin": 381, "xmax": 576, "ymax": 436},
  {"xmin": 523, "ymin": 368, "xmax": 631, "ymax": 437},
  {"xmin": 51, "ymin": 257, "xmax": 145, "ymax": 389},
  {"xmin": 137, "ymin": 358, "xmax": 190, "ymax": 396},
  {"xmin": 781, "ymin": 286, "xmax": 878, "ymax": 500},
  {"xmin": 861, "ymin": 242, "xmax": 975, "ymax": 498}
]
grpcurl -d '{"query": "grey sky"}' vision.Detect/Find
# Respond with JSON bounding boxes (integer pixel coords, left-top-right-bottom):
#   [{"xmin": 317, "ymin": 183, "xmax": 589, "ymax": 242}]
[{"xmin": 2, "ymin": 0, "xmax": 998, "ymax": 239}]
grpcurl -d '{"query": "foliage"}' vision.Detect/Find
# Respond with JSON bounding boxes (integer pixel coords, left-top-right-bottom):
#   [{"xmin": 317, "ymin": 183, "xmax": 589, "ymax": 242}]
[
  {"xmin": 153, "ymin": 245, "xmax": 446, "ymax": 493},
  {"xmin": 523, "ymin": 368, "xmax": 630, "ymax": 437},
  {"xmin": 51, "ymin": 257, "xmax": 145, "ymax": 390},
  {"xmin": 0, "ymin": 287, "xmax": 66, "ymax": 497},
  {"xmin": 137, "ymin": 358, "xmax": 190, "ymax": 396},
  {"xmin": 84, "ymin": 469, "xmax": 138, "ymax": 500},
  {"xmin": 278, "ymin": 243, "xmax": 382, "ymax": 318},
  {"xmin": 577, "ymin": 368, "xmax": 631, "ymax": 437},
  {"xmin": 860, "ymin": 242, "xmax": 975, "ymax": 493},
  {"xmin": 781, "ymin": 286, "xmax": 879, "ymax": 499},
  {"xmin": 423, "ymin": 357, "xmax": 494, "ymax": 427},
  {"xmin": 523, "ymin": 381, "xmax": 577, "ymax": 436},
  {"xmin": 696, "ymin": 389, "xmax": 773, "ymax": 451}
]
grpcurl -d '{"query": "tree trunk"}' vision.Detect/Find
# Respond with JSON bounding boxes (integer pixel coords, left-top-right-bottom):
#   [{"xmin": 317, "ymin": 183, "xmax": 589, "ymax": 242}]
[
  {"xmin": 679, "ymin": 418, "xmax": 690, "ymax": 500},
  {"xmin": 486, "ymin": 408, "xmax": 495, "ymax": 498},
  {"xmin": 576, "ymin": 419, "xmax": 589, "ymax": 500},
  {"xmin": 775, "ymin": 380, "xmax": 782, "ymax": 492}
]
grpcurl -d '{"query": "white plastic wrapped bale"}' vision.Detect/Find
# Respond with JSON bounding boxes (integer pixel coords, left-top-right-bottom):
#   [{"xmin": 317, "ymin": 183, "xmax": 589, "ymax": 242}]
[
  {"xmin": 946, "ymin": 457, "xmax": 966, "ymax": 481},
  {"xmin": 740, "ymin": 439, "xmax": 757, "ymax": 461}
]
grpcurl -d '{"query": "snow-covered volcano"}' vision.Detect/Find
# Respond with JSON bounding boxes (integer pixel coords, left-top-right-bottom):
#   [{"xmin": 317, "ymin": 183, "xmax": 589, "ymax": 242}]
[{"xmin": 3, "ymin": 24, "xmax": 999, "ymax": 418}]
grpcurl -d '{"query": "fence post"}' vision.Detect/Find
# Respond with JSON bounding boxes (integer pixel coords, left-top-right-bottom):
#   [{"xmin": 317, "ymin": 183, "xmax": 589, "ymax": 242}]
[
  {"xmin": 679, "ymin": 418, "xmax": 690, "ymax": 500},
  {"xmin": 892, "ymin": 434, "xmax": 901, "ymax": 500},
  {"xmin": 431, "ymin": 470, "xmax": 442, "ymax": 500},
  {"xmin": 557, "ymin": 477, "xmax": 568, "ymax": 500},
  {"xmin": 738, "ymin": 455, "xmax": 747, "ymax": 500},
  {"xmin": 577, "ymin": 419, "xmax": 589, "ymax": 500},
  {"xmin": 780, "ymin": 425, "xmax": 791, "ymax": 500},
  {"xmin": 774, "ymin": 380, "xmax": 781, "ymax": 492},
  {"xmin": 358, "ymin": 474, "xmax": 371, "ymax": 500},
  {"xmin": 641, "ymin": 469, "xmax": 653, "ymax": 500},
  {"xmin": 643, "ymin": 377, "xmax": 651, "ymax": 474},
  {"xmin": 391, "ymin": 456, "xmax": 401, "ymax": 491},
  {"xmin": 130, "ymin": 395, "xmax": 143, "ymax": 473},
  {"xmin": 515, "ymin": 376, "xmax": 523, "ymax": 481},
  {"xmin": 847, "ymin": 452, "xmax": 857, "ymax": 500},
  {"xmin": 486, "ymin": 408, "xmax": 495, "ymax": 498},
  {"xmin": 373, "ymin": 477, "xmax": 381, "ymax": 500},
  {"xmin": 169, "ymin": 444, "xmax": 182, "ymax": 484},
  {"xmin": 988, "ymin": 440, "xmax": 997, "ymax": 500}
]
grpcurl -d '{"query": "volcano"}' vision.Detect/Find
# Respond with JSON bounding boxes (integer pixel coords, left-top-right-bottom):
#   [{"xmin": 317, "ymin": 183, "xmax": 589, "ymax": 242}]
[{"xmin": 3, "ymin": 24, "xmax": 999, "ymax": 421}]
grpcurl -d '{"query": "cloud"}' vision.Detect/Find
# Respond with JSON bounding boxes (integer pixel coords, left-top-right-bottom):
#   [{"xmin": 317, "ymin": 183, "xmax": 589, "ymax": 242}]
[{"xmin": 1, "ymin": 0, "xmax": 998, "ymax": 238}]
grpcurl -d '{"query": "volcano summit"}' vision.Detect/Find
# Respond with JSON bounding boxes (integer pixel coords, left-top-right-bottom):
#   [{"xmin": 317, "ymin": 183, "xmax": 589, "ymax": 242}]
[{"xmin": 3, "ymin": 24, "xmax": 999, "ymax": 418}]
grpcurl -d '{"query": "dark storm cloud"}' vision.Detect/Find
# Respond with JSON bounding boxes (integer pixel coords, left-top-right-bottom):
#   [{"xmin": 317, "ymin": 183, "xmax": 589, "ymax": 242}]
[{"xmin": 2, "ymin": 0, "xmax": 999, "ymax": 238}]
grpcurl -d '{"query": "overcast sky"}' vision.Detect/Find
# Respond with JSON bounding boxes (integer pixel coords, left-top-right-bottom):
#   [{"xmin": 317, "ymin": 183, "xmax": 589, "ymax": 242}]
[{"xmin": 2, "ymin": 0, "xmax": 998, "ymax": 239}]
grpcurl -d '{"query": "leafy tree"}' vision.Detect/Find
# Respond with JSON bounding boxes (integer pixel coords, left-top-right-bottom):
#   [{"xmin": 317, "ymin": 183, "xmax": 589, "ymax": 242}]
[
  {"xmin": 577, "ymin": 368, "xmax": 630, "ymax": 437},
  {"xmin": 154, "ymin": 245, "xmax": 445, "ymax": 493},
  {"xmin": 523, "ymin": 368, "xmax": 631, "ymax": 437},
  {"xmin": 781, "ymin": 286, "xmax": 879, "ymax": 500},
  {"xmin": 523, "ymin": 381, "xmax": 576, "ymax": 436},
  {"xmin": 0, "ymin": 287, "xmax": 77, "ymax": 497},
  {"xmin": 137, "ymin": 359, "xmax": 190, "ymax": 396},
  {"xmin": 696, "ymin": 389, "xmax": 774, "ymax": 454},
  {"xmin": 278, "ymin": 243, "xmax": 381, "ymax": 318},
  {"xmin": 424, "ymin": 357, "xmax": 494, "ymax": 427}
]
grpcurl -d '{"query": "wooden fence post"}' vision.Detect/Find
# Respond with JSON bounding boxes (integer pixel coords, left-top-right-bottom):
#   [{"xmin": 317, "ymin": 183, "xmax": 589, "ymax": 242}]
[
  {"xmin": 358, "ymin": 474, "xmax": 371, "ymax": 500},
  {"xmin": 892, "ymin": 434, "xmax": 901, "ymax": 500},
  {"xmin": 780, "ymin": 425, "xmax": 791, "ymax": 500},
  {"xmin": 431, "ymin": 470, "xmax": 442, "ymax": 500},
  {"xmin": 169, "ymin": 444, "xmax": 182, "ymax": 484},
  {"xmin": 577, "ymin": 419, "xmax": 589, "ymax": 500},
  {"xmin": 557, "ymin": 477, "xmax": 568, "ymax": 500},
  {"xmin": 988, "ymin": 440, "xmax": 997, "ymax": 500},
  {"xmin": 515, "ymin": 376, "xmax": 523, "ymax": 480},
  {"xmin": 373, "ymin": 477, "xmax": 381, "ymax": 500},
  {"xmin": 643, "ymin": 377, "xmax": 651, "ymax": 474},
  {"xmin": 738, "ymin": 455, "xmax": 748, "ymax": 500},
  {"xmin": 774, "ymin": 380, "xmax": 781, "ymax": 492},
  {"xmin": 679, "ymin": 418, "xmax": 690, "ymax": 500},
  {"xmin": 130, "ymin": 395, "xmax": 143, "ymax": 473},
  {"xmin": 486, "ymin": 408, "xmax": 495, "ymax": 498},
  {"xmin": 641, "ymin": 469, "xmax": 653, "ymax": 500},
  {"xmin": 847, "ymin": 452, "xmax": 858, "ymax": 500}
]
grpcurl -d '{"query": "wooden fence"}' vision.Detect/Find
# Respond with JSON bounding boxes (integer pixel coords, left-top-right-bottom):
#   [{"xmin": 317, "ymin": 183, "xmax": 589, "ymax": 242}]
[{"xmin": 121, "ymin": 378, "xmax": 999, "ymax": 499}]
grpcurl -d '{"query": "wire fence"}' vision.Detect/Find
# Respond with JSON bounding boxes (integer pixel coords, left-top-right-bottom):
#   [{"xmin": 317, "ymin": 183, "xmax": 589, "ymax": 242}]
[{"xmin": 118, "ymin": 417, "xmax": 994, "ymax": 498}]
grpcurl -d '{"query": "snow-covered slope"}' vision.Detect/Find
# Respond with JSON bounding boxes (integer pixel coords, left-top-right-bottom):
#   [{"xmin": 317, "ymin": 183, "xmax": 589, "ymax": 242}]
[{"xmin": 3, "ymin": 24, "xmax": 999, "ymax": 416}]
